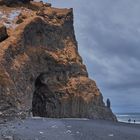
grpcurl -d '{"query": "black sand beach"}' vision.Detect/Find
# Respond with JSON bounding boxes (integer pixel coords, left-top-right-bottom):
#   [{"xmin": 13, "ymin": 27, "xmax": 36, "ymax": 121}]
[{"xmin": 0, "ymin": 118, "xmax": 140, "ymax": 140}]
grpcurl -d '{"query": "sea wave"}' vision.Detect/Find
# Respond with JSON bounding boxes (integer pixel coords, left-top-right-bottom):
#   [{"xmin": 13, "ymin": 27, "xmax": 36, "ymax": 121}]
[{"xmin": 117, "ymin": 115, "xmax": 129, "ymax": 117}]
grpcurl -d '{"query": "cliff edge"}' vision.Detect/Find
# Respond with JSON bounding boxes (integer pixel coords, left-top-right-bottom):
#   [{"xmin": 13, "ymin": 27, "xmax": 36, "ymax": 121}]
[{"xmin": 0, "ymin": 1, "xmax": 117, "ymax": 121}]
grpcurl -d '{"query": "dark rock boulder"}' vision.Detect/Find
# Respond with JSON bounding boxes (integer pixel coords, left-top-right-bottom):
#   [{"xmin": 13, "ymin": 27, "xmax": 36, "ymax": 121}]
[{"xmin": 0, "ymin": 24, "xmax": 8, "ymax": 42}]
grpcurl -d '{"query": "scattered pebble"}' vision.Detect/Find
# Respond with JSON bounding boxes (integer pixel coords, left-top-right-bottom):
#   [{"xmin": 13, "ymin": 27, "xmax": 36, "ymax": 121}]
[
  {"xmin": 39, "ymin": 131, "xmax": 44, "ymax": 134},
  {"xmin": 3, "ymin": 136, "xmax": 13, "ymax": 140},
  {"xmin": 67, "ymin": 125, "xmax": 72, "ymax": 128},
  {"xmin": 66, "ymin": 130, "xmax": 71, "ymax": 133},
  {"xmin": 18, "ymin": 123, "xmax": 21, "ymax": 126},
  {"xmin": 21, "ymin": 120, "xmax": 24, "ymax": 123},
  {"xmin": 76, "ymin": 131, "xmax": 80, "ymax": 134},
  {"xmin": 51, "ymin": 125, "xmax": 58, "ymax": 128},
  {"xmin": 108, "ymin": 134, "xmax": 114, "ymax": 137}
]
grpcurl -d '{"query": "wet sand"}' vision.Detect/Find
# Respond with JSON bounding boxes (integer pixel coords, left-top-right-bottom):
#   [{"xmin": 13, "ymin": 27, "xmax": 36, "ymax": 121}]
[{"xmin": 0, "ymin": 117, "xmax": 140, "ymax": 140}]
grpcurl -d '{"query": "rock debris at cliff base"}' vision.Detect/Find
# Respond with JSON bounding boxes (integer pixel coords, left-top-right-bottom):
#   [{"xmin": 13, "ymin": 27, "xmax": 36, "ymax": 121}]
[{"xmin": 0, "ymin": 1, "xmax": 117, "ymax": 121}]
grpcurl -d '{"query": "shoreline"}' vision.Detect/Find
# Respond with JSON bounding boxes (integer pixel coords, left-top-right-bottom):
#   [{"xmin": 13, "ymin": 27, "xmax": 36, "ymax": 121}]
[
  {"xmin": 116, "ymin": 113, "xmax": 140, "ymax": 125},
  {"xmin": 118, "ymin": 120, "xmax": 140, "ymax": 124}
]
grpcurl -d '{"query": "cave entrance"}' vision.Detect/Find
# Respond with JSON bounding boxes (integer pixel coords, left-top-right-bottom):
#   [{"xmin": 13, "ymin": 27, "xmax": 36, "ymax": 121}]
[{"xmin": 32, "ymin": 73, "xmax": 57, "ymax": 117}]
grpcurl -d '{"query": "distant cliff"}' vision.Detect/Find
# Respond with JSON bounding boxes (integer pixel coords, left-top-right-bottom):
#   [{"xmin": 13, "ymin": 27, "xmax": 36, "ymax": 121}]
[{"xmin": 0, "ymin": 1, "xmax": 117, "ymax": 121}]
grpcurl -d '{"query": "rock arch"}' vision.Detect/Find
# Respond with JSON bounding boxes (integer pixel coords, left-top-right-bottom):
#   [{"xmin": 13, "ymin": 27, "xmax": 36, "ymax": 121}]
[{"xmin": 32, "ymin": 73, "xmax": 58, "ymax": 117}]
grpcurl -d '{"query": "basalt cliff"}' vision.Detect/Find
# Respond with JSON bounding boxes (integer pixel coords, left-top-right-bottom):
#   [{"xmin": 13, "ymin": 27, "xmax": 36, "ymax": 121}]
[{"xmin": 0, "ymin": 1, "xmax": 117, "ymax": 121}]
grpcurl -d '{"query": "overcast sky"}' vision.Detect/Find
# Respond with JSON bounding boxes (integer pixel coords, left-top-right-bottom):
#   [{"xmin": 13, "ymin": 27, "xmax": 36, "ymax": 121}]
[{"xmin": 45, "ymin": 0, "xmax": 140, "ymax": 113}]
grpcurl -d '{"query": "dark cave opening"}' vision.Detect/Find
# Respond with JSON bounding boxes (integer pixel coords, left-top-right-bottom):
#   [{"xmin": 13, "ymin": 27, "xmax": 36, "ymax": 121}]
[{"xmin": 32, "ymin": 73, "xmax": 56, "ymax": 117}]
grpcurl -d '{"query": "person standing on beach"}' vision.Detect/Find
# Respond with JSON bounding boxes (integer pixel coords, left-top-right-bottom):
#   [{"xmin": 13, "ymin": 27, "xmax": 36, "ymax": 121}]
[
  {"xmin": 134, "ymin": 120, "xmax": 136, "ymax": 124},
  {"xmin": 128, "ymin": 118, "xmax": 131, "ymax": 123}
]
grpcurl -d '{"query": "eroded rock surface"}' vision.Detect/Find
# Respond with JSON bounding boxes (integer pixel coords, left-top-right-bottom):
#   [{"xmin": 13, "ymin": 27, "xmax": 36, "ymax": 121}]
[
  {"xmin": 0, "ymin": 0, "xmax": 30, "ymax": 6},
  {"xmin": 0, "ymin": 24, "xmax": 8, "ymax": 42},
  {"xmin": 0, "ymin": 1, "xmax": 117, "ymax": 121}
]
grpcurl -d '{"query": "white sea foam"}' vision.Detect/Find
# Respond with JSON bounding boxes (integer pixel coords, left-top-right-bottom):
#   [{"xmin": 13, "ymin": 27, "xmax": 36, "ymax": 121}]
[{"xmin": 117, "ymin": 115, "xmax": 129, "ymax": 117}]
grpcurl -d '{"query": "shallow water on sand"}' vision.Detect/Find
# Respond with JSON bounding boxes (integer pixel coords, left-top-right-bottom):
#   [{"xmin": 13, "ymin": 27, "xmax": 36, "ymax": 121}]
[{"xmin": 116, "ymin": 113, "xmax": 140, "ymax": 124}]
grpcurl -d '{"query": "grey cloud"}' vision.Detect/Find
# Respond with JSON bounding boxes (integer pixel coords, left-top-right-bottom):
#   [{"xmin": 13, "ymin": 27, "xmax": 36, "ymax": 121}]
[{"xmin": 46, "ymin": 0, "xmax": 140, "ymax": 113}]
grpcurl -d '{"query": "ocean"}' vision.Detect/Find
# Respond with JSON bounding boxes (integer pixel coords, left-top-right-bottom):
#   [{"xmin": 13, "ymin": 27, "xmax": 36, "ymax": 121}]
[{"xmin": 116, "ymin": 113, "xmax": 140, "ymax": 124}]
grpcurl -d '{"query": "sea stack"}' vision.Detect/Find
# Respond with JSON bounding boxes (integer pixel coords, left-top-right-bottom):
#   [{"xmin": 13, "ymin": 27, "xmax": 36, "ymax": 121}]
[{"xmin": 0, "ymin": 1, "xmax": 117, "ymax": 121}]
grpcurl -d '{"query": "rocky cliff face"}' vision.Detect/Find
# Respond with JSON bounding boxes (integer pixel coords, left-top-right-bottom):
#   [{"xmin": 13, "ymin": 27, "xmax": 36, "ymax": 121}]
[{"xmin": 0, "ymin": 1, "xmax": 117, "ymax": 121}]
